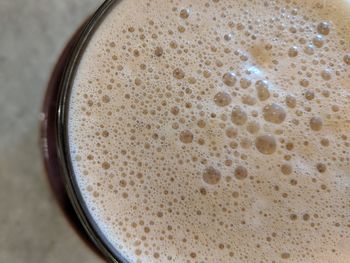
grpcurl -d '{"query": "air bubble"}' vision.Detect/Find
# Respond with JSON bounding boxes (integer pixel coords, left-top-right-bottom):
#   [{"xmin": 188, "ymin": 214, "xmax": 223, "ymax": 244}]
[
  {"xmin": 317, "ymin": 21, "xmax": 331, "ymax": 35},
  {"xmin": 309, "ymin": 117, "xmax": 323, "ymax": 131},
  {"xmin": 304, "ymin": 90, "xmax": 315, "ymax": 100},
  {"xmin": 281, "ymin": 164, "xmax": 292, "ymax": 175},
  {"xmin": 304, "ymin": 44, "xmax": 315, "ymax": 55},
  {"xmin": 173, "ymin": 68, "xmax": 185, "ymax": 79},
  {"xmin": 313, "ymin": 35, "xmax": 324, "ymax": 48},
  {"xmin": 288, "ymin": 46, "xmax": 298, "ymax": 57},
  {"xmin": 223, "ymin": 72, "xmax": 237, "ymax": 87},
  {"xmin": 234, "ymin": 166, "xmax": 248, "ymax": 180},
  {"xmin": 321, "ymin": 69, "xmax": 331, "ymax": 81},
  {"xmin": 263, "ymin": 103, "xmax": 286, "ymax": 124},
  {"xmin": 246, "ymin": 121, "xmax": 260, "ymax": 134},
  {"xmin": 154, "ymin": 47, "xmax": 163, "ymax": 57},
  {"xmin": 225, "ymin": 127, "xmax": 238, "ymax": 138},
  {"xmin": 179, "ymin": 8, "xmax": 190, "ymax": 19},
  {"xmin": 255, "ymin": 80, "xmax": 270, "ymax": 101},
  {"xmin": 316, "ymin": 163, "xmax": 327, "ymax": 173},
  {"xmin": 240, "ymin": 78, "xmax": 252, "ymax": 89},
  {"xmin": 179, "ymin": 130, "xmax": 194, "ymax": 143},
  {"xmin": 214, "ymin": 92, "xmax": 232, "ymax": 107},
  {"xmin": 255, "ymin": 134, "xmax": 277, "ymax": 155},
  {"xmin": 281, "ymin": 252, "xmax": 291, "ymax": 259},
  {"xmin": 344, "ymin": 54, "xmax": 350, "ymax": 65},
  {"xmin": 202, "ymin": 166, "xmax": 221, "ymax": 185},
  {"xmin": 285, "ymin": 95, "xmax": 296, "ymax": 108},
  {"xmin": 231, "ymin": 106, "xmax": 247, "ymax": 125}
]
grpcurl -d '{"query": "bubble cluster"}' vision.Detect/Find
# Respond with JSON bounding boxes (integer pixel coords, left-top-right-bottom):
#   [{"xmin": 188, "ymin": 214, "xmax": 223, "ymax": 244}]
[{"xmin": 68, "ymin": 0, "xmax": 350, "ymax": 262}]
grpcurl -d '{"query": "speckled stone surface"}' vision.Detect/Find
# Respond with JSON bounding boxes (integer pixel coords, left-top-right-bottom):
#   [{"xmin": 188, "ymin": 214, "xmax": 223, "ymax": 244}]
[{"xmin": 0, "ymin": 1, "xmax": 104, "ymax": 262}]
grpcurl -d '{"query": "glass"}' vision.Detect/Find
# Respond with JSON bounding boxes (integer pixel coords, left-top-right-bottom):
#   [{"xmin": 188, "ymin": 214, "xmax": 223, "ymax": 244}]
[{"xmin": 40, "ymin": 0, "xmax": 126, "ymax": 262}]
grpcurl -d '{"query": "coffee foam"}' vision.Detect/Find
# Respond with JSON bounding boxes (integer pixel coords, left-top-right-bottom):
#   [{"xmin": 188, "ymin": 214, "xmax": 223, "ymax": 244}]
[{"xmin": 68, "ymin": 0, "xmax": 350, "ymax": 262}]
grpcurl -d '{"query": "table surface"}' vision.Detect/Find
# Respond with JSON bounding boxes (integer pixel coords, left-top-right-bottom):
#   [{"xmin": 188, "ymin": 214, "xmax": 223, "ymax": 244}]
[{"xmin": 0, "ymin": 1, "xmax": 105, "ymax": 262}]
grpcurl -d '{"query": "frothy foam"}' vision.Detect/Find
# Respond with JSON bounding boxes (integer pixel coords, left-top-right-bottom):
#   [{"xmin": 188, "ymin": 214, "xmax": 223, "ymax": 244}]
[{"xmin": 68, "ymin": 0, "xmax": 350, "ymax": 262}]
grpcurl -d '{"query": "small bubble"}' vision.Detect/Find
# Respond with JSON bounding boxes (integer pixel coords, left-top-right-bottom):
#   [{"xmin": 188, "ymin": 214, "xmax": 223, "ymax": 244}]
[
  {"xmin": 240, "ymin": 78, "xmax": 252, "ymax": 89},
  {"xmin": 179, "ymin": 8, "xmax": 190, "ymax": 19},
  {"xmin": 313, "ymin": 35, "xmax": 324, "ymax": 48},
  {"xmin": 202, "ymin": 166, "xmax": 221, "ymax": 185},
  {"xmin": 321, "ymin": 69, "xmax": 331, "ymax": 81},
  {"xmin": 225, "ymin": 127, "xmax": 238, "ymax": 138},
  {"xmin": 263, "ymin": 103, "xmax": 286, "ymax": 124},
  {"xmin": 246, "ymin": 121, "xmax": 260, "ymax": 134},
  {"xmin": 240, "ymin": 138, "xmax": 252, "ymax": 149},
  {"xmin": 173, "ymin": 68, "xmax": 185, "ymax": 79},
  {"xmin": 224, "ymin": 33, "xmax": 233, "ymax": 41},
  {"xmin": 214, "ymin": 91, "xmax": 232, "ymax": 107},
  {"xmin": 197, "ymin": 120, "xmax": 206, "ymax": 128},
  {"xmin": 199, "ymin": 187, "xmax": 207, "ymax": 195},
  {"xmin": 102, "ymin": 95, "xmax": 110, "ymax": 103},
  {"xmin": 290, "ymin": 214, "xmax": 297, "ymax": 220},
  {"xmin": 300, "ymin": 79, "xmax": 309, "ymax": 87},
  {"xmin": 231, "ymin": 106, "xmax": 247, "ymax": 125},
  {"xmin": 316, "ymin": 163, "xmax": 327, "ymax": 173},
  {"xmin": 223, "ymin": 72, "xmax": 237, "ymax": 86},
  {"xmin": 344, "ymin": 53, "xmax": 350, "ymax": 65},
  {"xmin": 304, "ymin": 90, "xmax": 315, "ymax": 100},
  {"xmin": 154, "ymin": 47, "xmax": 163, "ymax": 57},
  {"xmin": 255, "ymin": 80, "xmax": 270, "ymax": 101},
  {"xmin": 179, "ymin": 130, "xmax": 193, "ymax": 143},
  {"xmin": 331, "ymin": 105, "xmax": 339, "ymax": 112},
  {"xmin": 304, "ymin": 44, "xmax": 315, "ymax": 55},
  {"xmin": 281, "ymin": 164, "xmax": 292, "ymax": 175},
  {"xmin": 303, "ymin": 214, "xmax": 310, "ymax": 221},
  {"xmin": 203, "ymin": 70, "xmax": 211, "ymax": 78},
  {"xmin": 285, "ymin": 95, "xmax": 296, "ymax": 108},
  {"xmin": 178, "ymin": 25, "xmax": 186, "ymax": 33},
  {"xmin": 255, "ymin": 134, "xmax": 277, "ymax": 155},
  {"xmin": 170, "ymin": 106, "xmax": 179, "ymax": 115},
  {"xmin": 102, "ymin": 162, "xmax": 110, "ymax": 170},
  {"xmin": 234, "ymin": 166, "xmax": 248, "ymax": 180},
  {"xmin": 241, "ymin": 95, "xmax": 257, "ymax": 105},
  {"xmin": 320, "ymin": 138, "xmax": 329, "ymax": 146},
  {"xmin": 288, "ymin": 46, "xmax": 298, "ymax": 57},
  {"xmin": 281, "ymin": 252, "xmax": 290, "ymax": 259},
  {"xmin": 289, "ymin": 26, "xmax": 297, "ymax": 33},
  {"xmin": 310, "ymin": 117, "xmax": 323, "ymax": 131},
  {"xmin": 317, "ymin": 21, "xmax": 331, "ymax": 35}
]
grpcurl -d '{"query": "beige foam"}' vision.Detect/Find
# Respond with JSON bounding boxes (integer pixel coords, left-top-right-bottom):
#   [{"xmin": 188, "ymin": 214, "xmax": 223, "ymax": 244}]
[{"xmin": 68, "ymin": 0, "xmax": 350, "ymax": 262}]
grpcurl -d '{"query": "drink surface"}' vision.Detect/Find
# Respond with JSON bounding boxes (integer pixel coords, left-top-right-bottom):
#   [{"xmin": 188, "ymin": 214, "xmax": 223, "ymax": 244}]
[{"xmin": 68, "ymin": 0, "xmax": 350, "ymax": 262}]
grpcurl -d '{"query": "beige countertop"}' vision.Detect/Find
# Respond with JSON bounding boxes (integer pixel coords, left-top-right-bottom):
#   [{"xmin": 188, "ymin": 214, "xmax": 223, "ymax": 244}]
[{"xmin": 0, "ymin": 1, "xmax": 104, "ymax": 262}]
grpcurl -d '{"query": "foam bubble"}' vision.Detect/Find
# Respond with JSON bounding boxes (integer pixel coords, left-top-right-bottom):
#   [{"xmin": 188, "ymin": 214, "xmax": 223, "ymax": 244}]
[
  {"xmin": 222, "ymin": 72, "xmax": 237, "ymax": 87},
  {"xmin": 255, "ymin": 134, "xmax": 277, "ymax": 154}
]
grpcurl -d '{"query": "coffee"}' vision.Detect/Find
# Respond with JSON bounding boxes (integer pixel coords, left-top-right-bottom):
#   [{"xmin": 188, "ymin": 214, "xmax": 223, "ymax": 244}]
[{"xmin": 68, "ymin": 0, "xmax": 350, "ymax": 262}]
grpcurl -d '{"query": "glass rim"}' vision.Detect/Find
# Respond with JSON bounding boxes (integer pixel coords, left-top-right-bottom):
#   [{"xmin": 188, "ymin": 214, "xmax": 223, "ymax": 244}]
[{"xmin": 56, "ymin": 0, "xmax": 127, "ymax": 262}]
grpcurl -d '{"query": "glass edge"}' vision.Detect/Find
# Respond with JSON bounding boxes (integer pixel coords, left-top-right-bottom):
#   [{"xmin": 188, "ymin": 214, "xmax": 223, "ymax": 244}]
[{"xmin": 56, "ymin": 0, "xmax": 129, "ymax": 262}]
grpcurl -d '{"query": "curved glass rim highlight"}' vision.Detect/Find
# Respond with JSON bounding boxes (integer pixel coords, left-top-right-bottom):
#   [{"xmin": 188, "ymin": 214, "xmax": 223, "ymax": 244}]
[{"xmin": 56, "ymin": 0, "xmax": 128, "ymax": 262}]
